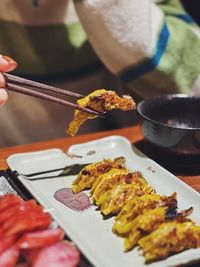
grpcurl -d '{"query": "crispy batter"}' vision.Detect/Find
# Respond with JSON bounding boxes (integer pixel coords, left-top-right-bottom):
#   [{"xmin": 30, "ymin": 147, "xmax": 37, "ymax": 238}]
[
  {"xmin": 113, "ymin": 193, "xmax": 177, "ymax": 235},
  {"xmin": 91, "ymin": 169, "xmax": 129, "ymax": 196},
  {"xmin": 124, "ymin": 207, "xmax": 192, "ymax": 251},
  {"xmin": 67, "ymin": 89, "xmax": 136, "ymax": 136},
  {"xmin": 71, "ymin": 155, "xmax": 198, "ymax": 263},
  {"xmin": 92, "ymin": 171, "xmax": 144, "ymax": 204},
  {"xmin": 72, "ymin": 157, "xmax": 126, "ymax": 193},
  {"xmin": 139, "ymin": 221, "xmax": 200, "ymax": 262},
  {"xmin": 99, "ymin": 179, "xmax": 154, "ymax": 216}
]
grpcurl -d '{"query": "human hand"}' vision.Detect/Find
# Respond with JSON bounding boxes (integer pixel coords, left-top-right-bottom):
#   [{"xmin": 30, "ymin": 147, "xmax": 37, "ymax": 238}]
[{"xmin": 0, "ymin": 55, "xmax": 17, "ymax": 106}]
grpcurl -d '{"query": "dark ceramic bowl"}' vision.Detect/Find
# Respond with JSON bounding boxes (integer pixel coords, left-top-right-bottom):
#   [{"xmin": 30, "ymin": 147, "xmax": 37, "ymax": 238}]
[{"xmin": 137, "ymin": 94, "xmax": 200, "ymax": 155}]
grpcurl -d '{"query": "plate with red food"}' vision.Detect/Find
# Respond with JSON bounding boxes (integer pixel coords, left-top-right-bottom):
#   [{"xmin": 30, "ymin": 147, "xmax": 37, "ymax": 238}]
[
  {"xmin": 0, "ymin": 193, "xmax": 80, "ymax": 267},
  {"xmin": 7, "ymin": 136, "xmax": 200, "ymax": 267}
]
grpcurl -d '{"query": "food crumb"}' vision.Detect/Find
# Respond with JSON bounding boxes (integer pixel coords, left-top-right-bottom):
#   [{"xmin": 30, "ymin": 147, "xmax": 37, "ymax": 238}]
[
  {"xmin": 147, "ymin": 166, "xmax": 155, "ymax": 173},
  {"xmin": 66, "ymin": 152, "xmax": 83, "ymax": 159},
  {"xmin": 86, "ymin": 150, "xmax": 96, "ymax": 156}
]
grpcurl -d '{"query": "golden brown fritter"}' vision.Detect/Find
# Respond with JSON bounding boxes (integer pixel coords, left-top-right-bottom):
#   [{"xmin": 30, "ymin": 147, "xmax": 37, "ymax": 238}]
[
  {"xmin": 99, "ymin": 179, "xmax": 154, "ymax": 216},
  {"xmin": 124, "ymin": 207, "xmax": 193, "ymax": 251},
  {"xmin": 139, "ymin": 221, "xmax": 200, "ymax": 262},
  {"xmin": 113, "ymin": 193, "xmax": 177, "ymax": 235},
  {"xmin": 92, "ymin": 171, "xmax": 144, "ymax": 204},
  {"xmin": 67, "ymin": 89, "xmax": 136, "ymax": 136},
  {"xmin": 72, "ymin": 157, "xmax": 126, "ymax": 193}
]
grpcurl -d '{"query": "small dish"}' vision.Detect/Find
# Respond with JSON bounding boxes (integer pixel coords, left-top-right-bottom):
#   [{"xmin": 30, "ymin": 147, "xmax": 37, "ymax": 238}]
[{"xmin": 137, "ymin": 94, "xmax": 200, "ymax": 155}]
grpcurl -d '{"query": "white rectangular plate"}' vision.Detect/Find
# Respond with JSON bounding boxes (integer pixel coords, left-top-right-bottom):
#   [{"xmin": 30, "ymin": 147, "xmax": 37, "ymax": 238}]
[{"xmin": 7, "ymin": 136, "xmax": 200, "ymax": 267}]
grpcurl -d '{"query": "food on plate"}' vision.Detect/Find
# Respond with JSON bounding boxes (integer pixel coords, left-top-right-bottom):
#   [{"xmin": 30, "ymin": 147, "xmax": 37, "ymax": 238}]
[
  {"xmin": 3, "ymin": 208, "xmax": 52, "ymax": 237},
  {"xmin": 54, "ymin": 188, "xmax": 91, "ymax": 211},
  {"xmin": 0, "ymin": 199, "xmax": 37, "ymax": 223},
  {"xmin": 91, "ymin": 168, "xmax": 128, "ymax": 195},
  {"xmin": 90, "ymin": 170, "xmax": 154, "ymax": 215},
  {"xmin": 0, "ymin": 194, "xmax": 23, "ymax": 212},
  {"xmin": 124, "ymin": 207, "xmax": 193, "ymax": 251},
  {"xmin": 113, "ymin": 193, "xmax": 177, "ymax": 234},
  {"xmin": 71, "ymin": 156, "xmax": 200, "ymax": 264},
  {"xmin": 92, "ymin": 171, "xmax": 144, "ymax": 203},
  {"xmin": 72, "ymin": 157, "xmax": 126, "ymax": 193},
  {"xmin": 0, "ymin": 194, "xmax": 80, "ymax": 267},
  {"xmin": 24, "ymin": 241, "xmax": 80, "ymax": 267},
  {"xmin": 139, "ymin": 221, "xmax": 200, "ymax": 262},
  {"xmin": 67, "ymin": 89, "xmax": 136, "ymax": 136},
  {"xmin": 100, "ymin": 183, "xmax": 154, "ymax": 216},
  {"xmin": 98, "ymin": 179, "xmax": 154, "ymax": 216},
  {"xmin": 17, "ymin": 228, "xmax": 64, "ymax": 249}
]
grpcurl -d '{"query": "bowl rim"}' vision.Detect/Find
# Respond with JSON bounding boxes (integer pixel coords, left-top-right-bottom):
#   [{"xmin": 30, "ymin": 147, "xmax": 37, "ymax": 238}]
[{"xmin": 137, "ymin": 94, "xmax": 200, "ymax": 131}]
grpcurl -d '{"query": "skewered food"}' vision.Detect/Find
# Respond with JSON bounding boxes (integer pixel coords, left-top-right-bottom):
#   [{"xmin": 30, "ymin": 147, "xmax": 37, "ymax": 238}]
[
  {"xmin": 67, "ymin": 89, "xmax": 136, "ymax": 136},
  {"xmin": 139, "ymin": 221, "xmax": 200, "ymax": 262},
  {"xmin": 72, "ymin": 157, "xmax": 126, "ymax": 193}
]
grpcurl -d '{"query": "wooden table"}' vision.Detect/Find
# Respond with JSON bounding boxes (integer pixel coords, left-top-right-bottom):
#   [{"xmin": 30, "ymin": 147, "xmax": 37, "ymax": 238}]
[
  {"xmin": 1, "ymin": 125, "xmax": 200, "ymax": 267},
  {"xmin": 1, "ymin": 125, "xmax": 200, "ymax": 192}
]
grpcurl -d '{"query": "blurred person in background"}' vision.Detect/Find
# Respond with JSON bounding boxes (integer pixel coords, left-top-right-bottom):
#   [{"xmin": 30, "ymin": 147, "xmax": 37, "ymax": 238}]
[
  {"xmin": 74, "ymin": 0, "xmax": 200, "ymax": 97},
  {"xmin": 0, "ymin": 0, "xmax": 200, "ymax": 147},
  {"xmin": 0, "ymin": 0, "xmax": 120, "ymax": 147}
]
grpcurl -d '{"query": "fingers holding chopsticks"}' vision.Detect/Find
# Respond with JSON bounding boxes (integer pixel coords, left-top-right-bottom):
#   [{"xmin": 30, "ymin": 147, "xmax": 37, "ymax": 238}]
[{"xmin": 0, "ymin": 55, "xmax": 17, "ymax": 106}]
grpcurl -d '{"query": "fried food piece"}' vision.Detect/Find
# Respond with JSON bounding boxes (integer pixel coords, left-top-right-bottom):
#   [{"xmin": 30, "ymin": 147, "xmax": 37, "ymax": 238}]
[
  {"xmin": 92, "ymin": 171, "xmax": 144, "ymax": 204},
  {"xmin": 113, "ymin": 193, "xmax": 177, "ymax": 235},
  {"xmin": 124, "ymin": 207, "xmax": 193, "ymax": 251},
  {"xmin": 99, "ymin": 178, "xmax": 154, "ymax": 216},
  {"xmin": 91, "ymin": 170, "xmax": 151, "ymax": 205},
  {"xmin": 91, "ymin": 169, "xmax": 129, "ymax": 196},
  {"xmin": 72, "ymin": 157, "xmax": 126, "ymax": 193},
  {"xmin": 92, "ymin": 171, "xmax": 151, "ymax": 204},
  {"xmin": 67, "ymin": 89, "xmax": 136, "ymax": 136},
  {"xmin": 139, "ymin": 221, "xmax": 200, "ymax": 262}
]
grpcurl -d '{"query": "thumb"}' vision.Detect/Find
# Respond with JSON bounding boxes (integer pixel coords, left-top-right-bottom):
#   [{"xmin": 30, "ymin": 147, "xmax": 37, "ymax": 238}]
[{"xmin": 0, "ymin": 55, "xmax": 17, "ymax": 72}]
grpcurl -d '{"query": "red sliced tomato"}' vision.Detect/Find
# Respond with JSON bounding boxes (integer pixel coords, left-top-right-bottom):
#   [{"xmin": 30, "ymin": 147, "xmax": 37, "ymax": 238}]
[
  {"xmin": 0, "ymin": 200, "xmax": 37, "ymax": 224},
  {"xmin": 0, "ymin": 204, "xmax": 21, "ymax": 224},
  {"xmin": 0, "ymin": 195, "xmax": 23, "ymax": 213},
  {"xmin": 4, "ymin": 213, "xmax": 52, "ymax": 237},
  {"xmin": 17, "ymin": 228, "xmax": 64, "ymax": 249},
  {"xmin": 25, "ymin": 241, "xmax": 80, "ymax": 267},
  {"xmin": 0, "ymin": 245, "xmax": 19, "ymax": 267},
  {"xmin": 2, "ymin": 205, "xmax": 45, "ymax": 233}
]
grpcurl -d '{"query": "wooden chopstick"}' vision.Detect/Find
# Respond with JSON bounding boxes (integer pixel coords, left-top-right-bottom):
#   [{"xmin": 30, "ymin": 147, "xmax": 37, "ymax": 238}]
[
  {"xmin": 4, "ymin": 73, "xmax": 84, "ymax": 99},
  {"xmin": 6, "ymin": 80, "xmax": 101, "ymax": 116}
]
